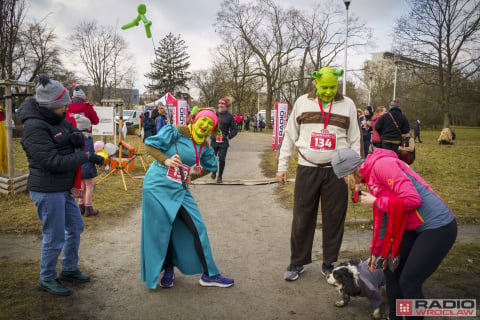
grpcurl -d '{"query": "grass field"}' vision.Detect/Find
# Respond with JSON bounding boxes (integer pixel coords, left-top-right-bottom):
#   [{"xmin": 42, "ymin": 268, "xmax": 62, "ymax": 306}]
[{"xmin": 261, "ymin": 127, "xmax": 480, "ymax": 224}]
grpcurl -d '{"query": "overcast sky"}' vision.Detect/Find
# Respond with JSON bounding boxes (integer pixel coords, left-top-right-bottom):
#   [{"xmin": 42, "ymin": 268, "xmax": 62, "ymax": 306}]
[{"xmin": 27, "ymin": 0, "xmax": 410, "ymax": 96}]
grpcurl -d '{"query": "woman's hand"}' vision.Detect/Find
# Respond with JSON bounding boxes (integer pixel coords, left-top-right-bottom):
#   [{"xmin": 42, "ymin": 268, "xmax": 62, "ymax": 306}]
[
  {"xmin": 360, "ymin": 191, "xmax": 377, "ymax": 208},
  {"xmin": 165, "ymin": 154, "xmax": 182, "ymax": 168}
]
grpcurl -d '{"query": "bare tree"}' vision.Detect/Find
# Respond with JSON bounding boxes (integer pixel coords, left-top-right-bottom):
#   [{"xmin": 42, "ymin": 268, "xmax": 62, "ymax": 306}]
[
  {"xmin": 0, "ymin": 0, "xmax": 26, "ymax": 80},
  {"xmin": 393, "ymin": 0, "xmax": 480, "ymax": 127},
  {"xmin": 191, "ymin": 67, "xmax": 227, "ymax": 107},
  {"xmin": 18, "ymin": 19, "xmax": 65, "ymax": 82},
  {"xmin": 70, "ymin": 20, "xmax": 132, "ymax": 102},
  {"xmin": 216, "ymin": 0, "xmax": 372, "ymax": 123},
  {"xmin": 216, "ymin": 0, "xmax": 302, "ymax": 126},
  {"xmin": 291, "ymin": 3, "xmax": 372, "ymax": 95},
  {"xmin": 214, "ymin": 39, "xmax": 259, "ymax": 114}
]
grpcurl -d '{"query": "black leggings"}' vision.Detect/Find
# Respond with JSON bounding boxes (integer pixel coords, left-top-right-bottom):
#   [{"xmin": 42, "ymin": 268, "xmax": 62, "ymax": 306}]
[
  {"xmin": 213, "ymin": 146, "xmax": 228, "ymax": 177},
  {"xmin": 384, "ymin": 220, "xmax": 457, "ymax": 320},
  {"xmin": 163, "ymin": 206, "xmax": 209, "ymax": 274}
]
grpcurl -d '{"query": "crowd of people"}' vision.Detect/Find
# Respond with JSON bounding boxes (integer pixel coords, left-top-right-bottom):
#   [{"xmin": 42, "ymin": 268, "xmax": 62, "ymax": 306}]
[
  {"xmin": 16, "ymin": 72, "xmax": 457, "ymax": 320},
  {"xmin": 232, "ymin": 112, "xmax": 265, "ymax": 132}
]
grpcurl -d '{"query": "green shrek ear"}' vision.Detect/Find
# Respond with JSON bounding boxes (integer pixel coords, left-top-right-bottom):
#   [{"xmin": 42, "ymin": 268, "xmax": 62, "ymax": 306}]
[
  {"xmin": 191, "ymin": 106, "xmax": 200, "ymax": 116},
  {"xmin": 312, "ymin": 68, "xmax": 344, "ymax": 79},
  {"xmin": 312, "ymin": 70, "xmax": 322, "ymax": 79},
  {"xmin": 333, "ymin": 69, "xmax": 344, "ymax": 77}
]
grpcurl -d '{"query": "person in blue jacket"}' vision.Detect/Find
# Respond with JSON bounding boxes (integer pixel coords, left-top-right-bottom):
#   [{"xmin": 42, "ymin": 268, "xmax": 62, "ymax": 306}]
[
  {"xmin": 141, "ymin": 107, "xmax": 234, "ymax": 289},
  {"xmin": 74, "ymin": 114, "xmax": 104, "ymax": 216},
  {"xmin": 141, "ymin": 110, "xmax": 156, "ymax": 141}
]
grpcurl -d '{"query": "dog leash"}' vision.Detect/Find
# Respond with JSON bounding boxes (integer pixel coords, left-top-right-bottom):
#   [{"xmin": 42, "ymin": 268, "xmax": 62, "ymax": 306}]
[{"xmin": 351, "ymin": 198, "xmax": 364, "ymax": 261}]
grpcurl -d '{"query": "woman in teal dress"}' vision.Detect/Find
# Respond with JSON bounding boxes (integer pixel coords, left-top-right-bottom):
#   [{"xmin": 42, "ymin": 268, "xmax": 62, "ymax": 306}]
[{"xmin": 141, "ymin": 108, "xmax": 234, "ymax": 289}]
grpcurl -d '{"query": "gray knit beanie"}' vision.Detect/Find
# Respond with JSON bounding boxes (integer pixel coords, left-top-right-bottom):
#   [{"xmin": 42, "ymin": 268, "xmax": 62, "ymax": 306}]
[
  {"xmin": 72, "ymin": 85, "xmax": 87, "ymax": 101},
  {"xmin": 332, "ymin": 148, "xmax": 363, "ymax": 178},
  {"xmin": 35, "ymin": 74, "xmax": 71, "ymax": 109}
]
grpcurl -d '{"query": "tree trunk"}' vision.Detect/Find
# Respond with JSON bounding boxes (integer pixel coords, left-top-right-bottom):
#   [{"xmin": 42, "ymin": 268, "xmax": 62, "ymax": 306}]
[{"xmin": 443, "ymin": 111, "xmax": 450, "ymax": 128}]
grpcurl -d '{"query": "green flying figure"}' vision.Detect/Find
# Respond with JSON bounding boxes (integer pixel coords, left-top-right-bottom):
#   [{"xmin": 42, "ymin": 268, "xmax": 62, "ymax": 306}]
[{"xmin": 121, "ymin": 4, "xmax": 152, "ymax": 38}]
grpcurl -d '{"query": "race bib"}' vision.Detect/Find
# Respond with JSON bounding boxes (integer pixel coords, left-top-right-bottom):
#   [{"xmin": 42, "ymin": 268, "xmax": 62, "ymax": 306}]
[
  {"xmin": 216, "ymin": 135, "xmax": 224, "ymax": 143},
  {"xmin": 166, "ymin": 164, "xmax": 190, "ymax": 184},
  {"xmin": 310, "ymin": 130, "xmax": 337, "ymax": 151}
]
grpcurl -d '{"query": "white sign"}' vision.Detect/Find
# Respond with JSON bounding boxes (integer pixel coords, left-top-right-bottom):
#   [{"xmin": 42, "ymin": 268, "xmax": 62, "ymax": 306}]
[
  {"xmin": 175, "ymin": 99, "xmax": 188, "ymax": 125},
  {"xmin": 272, "ymin": 102, "xmax": 289, "ymax": 150},
  {"xmin": 92, "ymin": 106, "xmax": 114, "ymax": 136}
]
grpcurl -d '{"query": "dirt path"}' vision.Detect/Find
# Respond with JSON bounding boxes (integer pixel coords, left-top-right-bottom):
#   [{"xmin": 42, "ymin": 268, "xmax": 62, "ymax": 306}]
[{"xmin": 2, "ymin": 131, "xmax": 479, "ymax": 320}]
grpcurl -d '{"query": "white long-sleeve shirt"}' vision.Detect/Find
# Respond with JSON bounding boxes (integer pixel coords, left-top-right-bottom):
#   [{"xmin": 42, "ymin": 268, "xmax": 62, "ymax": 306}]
[{"xmin": 278, "ymin": 92, "xmax": 361, "ymax": 172}]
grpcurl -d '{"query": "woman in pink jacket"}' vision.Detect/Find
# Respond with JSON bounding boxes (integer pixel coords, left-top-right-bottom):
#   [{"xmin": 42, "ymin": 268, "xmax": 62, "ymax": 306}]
[{"xmin": 332, "ymin": 148, "xmax": 457, "ymax": 320}]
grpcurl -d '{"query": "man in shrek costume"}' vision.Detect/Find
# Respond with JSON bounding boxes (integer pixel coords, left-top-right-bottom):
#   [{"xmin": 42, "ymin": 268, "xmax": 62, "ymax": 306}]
[
  {"xmin": 276, "ymin": 67, "xmax": 361, "ymax": 281},
  {"xmin": 141, "ymin": 107, "xmax": 234, "ymax": 289}
]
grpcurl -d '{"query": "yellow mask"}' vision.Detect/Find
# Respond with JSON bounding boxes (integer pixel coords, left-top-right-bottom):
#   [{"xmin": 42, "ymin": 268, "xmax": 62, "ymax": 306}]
[{"xmin": 191, "ymin": 116, "xmax": 214, "ymax": 143}]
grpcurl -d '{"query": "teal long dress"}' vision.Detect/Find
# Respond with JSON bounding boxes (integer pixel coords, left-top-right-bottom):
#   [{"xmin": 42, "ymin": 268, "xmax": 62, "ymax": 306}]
[{"xmin": 141, "ymin": 125, "xmax": 220, "ymax": 289}]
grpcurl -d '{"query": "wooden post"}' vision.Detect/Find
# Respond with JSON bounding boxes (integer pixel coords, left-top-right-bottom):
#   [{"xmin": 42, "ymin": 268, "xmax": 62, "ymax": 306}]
[
  {"xmin": 1, "ymin": 79, "xmax": 35, "ymax": 195},
  {"xmin": 5, "ymin": 84, "xmax": 14, "ymax": 185}
]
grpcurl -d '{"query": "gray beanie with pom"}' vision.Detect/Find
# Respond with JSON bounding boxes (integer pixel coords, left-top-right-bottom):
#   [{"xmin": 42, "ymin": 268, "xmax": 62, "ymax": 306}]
[
  {"xmin": 72, "ymin": 85, "xmax": 87, "ymax": 101},
  {"xmin": 35, "ymin": 74, "xmax": 71, "ymax": 110}
]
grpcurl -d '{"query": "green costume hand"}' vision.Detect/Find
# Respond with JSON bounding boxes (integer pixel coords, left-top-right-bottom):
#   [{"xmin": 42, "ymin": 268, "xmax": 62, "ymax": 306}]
[{"xmin": 121, "ymin": 4, "xmax": 152, "ymax": 39}]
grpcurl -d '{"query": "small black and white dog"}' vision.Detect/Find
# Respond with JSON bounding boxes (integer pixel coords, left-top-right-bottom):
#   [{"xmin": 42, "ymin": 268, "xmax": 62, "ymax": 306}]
[{"xmin": 326, "ymin": 260, "xmax": 385, "ymax": 320}]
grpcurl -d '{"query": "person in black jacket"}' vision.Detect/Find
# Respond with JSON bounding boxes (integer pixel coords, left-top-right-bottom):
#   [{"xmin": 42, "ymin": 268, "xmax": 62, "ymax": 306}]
[
  {"xmin": 210, "ymin": 98, "xmax": 238, "ymax": 183},
  {"xmin": 18, "ymin": 74, "xmax": 93, "ymax": 296},
  {"xmin": 374, "ymin": 98, "xmax": 410, "ymax": 154},
  {"xmin": 142, "ymin": 110, "xmax": 156, "ymax": 141}
]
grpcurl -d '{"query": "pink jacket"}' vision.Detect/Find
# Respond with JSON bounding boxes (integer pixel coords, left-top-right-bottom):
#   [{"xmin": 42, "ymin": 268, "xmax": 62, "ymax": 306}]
[{"xmin": 360, "ymin": 148, "xmax": 454, "ymax": 232}]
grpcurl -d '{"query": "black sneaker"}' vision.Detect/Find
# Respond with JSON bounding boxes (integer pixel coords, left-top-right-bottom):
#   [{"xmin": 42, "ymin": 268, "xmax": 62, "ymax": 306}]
[
  {"xmin": 216, "ymin": 176, "xmax": 223, "ymax": 184},
  {"xmin": 321, "ymin": 263, "xmax": 334, "ymax": 278},
  {"xmin": 211, "ymin": 172, "xmax": 216, "ymax": 179},
  {"xmin": 37, "ymin": 279, "xmax": 71, "ymax": 296}
]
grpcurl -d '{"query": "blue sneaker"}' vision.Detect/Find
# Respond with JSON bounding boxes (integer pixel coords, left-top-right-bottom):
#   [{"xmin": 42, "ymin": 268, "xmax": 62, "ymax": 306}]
[
  {"xmin": 160, "ymin": 267, "xmax": 174, "ymax": 288},
  {"xmin": 199, "ymin": 273, "xmax": 234, "ymax": 288}
]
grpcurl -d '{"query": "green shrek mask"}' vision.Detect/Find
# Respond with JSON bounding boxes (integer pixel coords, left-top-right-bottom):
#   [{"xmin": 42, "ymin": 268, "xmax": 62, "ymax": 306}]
[
  {"xmin": 189, "ymin": 108, "xmax": 218, "ymax": 144},
  {"xmin": 312, "ymin": 67, "xmax": 344, "ymax": 104}
]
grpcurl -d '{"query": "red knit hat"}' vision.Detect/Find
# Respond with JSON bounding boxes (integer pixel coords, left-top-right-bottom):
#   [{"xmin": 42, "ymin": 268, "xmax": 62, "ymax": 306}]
[{"xmin": 218, "ymin": 98, "xmax": 228, "ymax": 106}]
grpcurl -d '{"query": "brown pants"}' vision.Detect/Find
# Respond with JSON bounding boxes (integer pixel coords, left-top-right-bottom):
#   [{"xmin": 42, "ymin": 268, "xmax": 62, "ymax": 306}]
[{"xmin": 290, "ymin": 165, "xmax": 348, "ymax": 266}]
